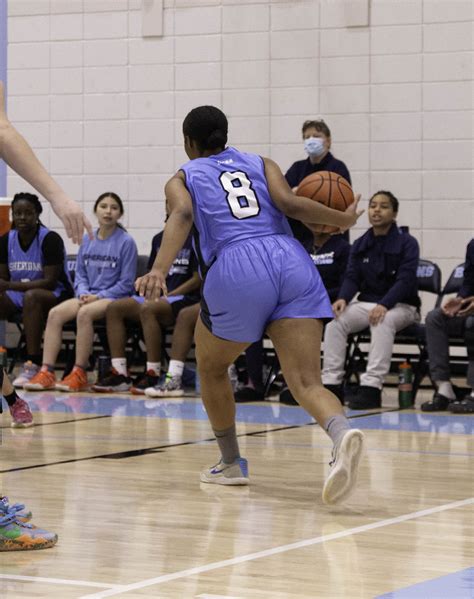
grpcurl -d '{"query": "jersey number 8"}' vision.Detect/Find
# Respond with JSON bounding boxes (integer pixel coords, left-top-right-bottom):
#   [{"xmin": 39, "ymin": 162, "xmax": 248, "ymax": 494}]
[{"xmin": 219, "ymin": 171, "xmax": 260, "ymax": 220}]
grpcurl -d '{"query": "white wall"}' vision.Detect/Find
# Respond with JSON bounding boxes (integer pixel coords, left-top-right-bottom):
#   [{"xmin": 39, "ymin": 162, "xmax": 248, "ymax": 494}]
[{"xmin": 6, "ymin": 0, "xmax": 473, "ymax": 283}]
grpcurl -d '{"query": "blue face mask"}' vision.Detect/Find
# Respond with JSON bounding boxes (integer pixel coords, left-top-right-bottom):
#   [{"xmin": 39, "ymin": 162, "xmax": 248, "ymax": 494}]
[{"xmin": 304, "ymin": 137, "xmax": 325, "ymax": 158}]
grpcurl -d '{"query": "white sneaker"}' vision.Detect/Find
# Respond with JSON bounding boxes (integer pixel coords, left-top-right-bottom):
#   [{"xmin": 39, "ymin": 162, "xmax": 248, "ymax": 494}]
[
  {"xmin": 322, "ymin": 429, "xmax": 365, "ymax": 505},
  {"xmin": 200, "ymin": 458, "xmax": 249, "ymax": 486},
  {"xmin": 12, "ymin": 362, "xmax": 40, "ymax": 389},
  {"xmin": 144, "ymin": 374, "xmax": 184, "ymax": 398}
]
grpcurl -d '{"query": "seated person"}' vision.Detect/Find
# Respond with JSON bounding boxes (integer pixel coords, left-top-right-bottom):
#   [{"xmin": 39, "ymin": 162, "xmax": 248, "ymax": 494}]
[
  {"xmin": 92, "ymin": 230, "xmax": 200, "ymax": 394},
  {"xmin": 237, "ymin": 231, "xmax": 351, "ymax": 403},
  {"xmin": 322, "ymin": 191, "xmax": 420, "ymax": 409},
  {"xmin": 285, "ymin": 118, "xmax": 352, "ymax": 251},
  {"xmin": 421, "ymin": 239, "xmax": 474, "ymax": 413},
  {"xmin": 25, "ymin": 192, "xmax": 137, "ymax": 392},
  {"xmin": 0, "ymin": 193, "xmax": 73, "ymax": 389}
]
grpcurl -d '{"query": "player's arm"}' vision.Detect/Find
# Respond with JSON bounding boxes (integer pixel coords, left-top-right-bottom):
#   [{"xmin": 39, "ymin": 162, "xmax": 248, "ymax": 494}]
[
  {"xmin": 136, "ymin": 172, "xmax": 194, "ymax": 300},
  {"xmin": 263, "ymin": 157, "xmax": 362, "ymax": 230},
  {"xmin": 0, "ymin": 82, "xmax": 92, "ymax": 244}
]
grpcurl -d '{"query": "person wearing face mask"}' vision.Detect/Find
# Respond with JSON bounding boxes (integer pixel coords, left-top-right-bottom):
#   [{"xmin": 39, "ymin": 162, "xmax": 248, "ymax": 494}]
[{"xmin": 285, "ymin": 119, "xmax": 352, "ymax": 252}]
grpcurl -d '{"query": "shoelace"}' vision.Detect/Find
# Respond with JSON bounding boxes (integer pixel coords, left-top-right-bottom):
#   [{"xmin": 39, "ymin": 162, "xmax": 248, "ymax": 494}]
[{"xmin": 0, "ymin": 502, "xmax": 31, "ymax": 528}]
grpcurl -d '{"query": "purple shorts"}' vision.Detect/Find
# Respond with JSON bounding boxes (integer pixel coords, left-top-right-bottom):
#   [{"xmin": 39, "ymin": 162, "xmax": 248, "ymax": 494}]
[{"xmin": 201, "ymin": 235, "xmax": 333, "ymax": 342}]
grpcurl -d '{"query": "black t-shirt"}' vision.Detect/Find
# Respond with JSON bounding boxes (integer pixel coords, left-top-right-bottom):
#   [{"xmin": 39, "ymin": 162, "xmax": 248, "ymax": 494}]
[{"xmin": 0, "ymin": 228, "xmax": 72, "ymax": 293}]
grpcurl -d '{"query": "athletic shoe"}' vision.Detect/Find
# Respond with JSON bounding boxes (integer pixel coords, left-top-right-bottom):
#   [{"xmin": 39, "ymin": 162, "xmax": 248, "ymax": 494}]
[
  {"xmin": 12, "ymin": 361, "xmax": 40, "ymax": 389},
  {"xmin": 144, "ymin": 374, "xmax": 184, "ymax": 398},
  {"xmin": 24, "ymin": 368, "xmax": 56, "ymax": 391},
  {"xmin": 324, "ymin": 384, "xmax": 345, "ymax": 405},
  {"xmin": 9, "ymin": 398, "xmax": 34, "ymax": 428},
  {"xmin": 130, "ymin": 370, "xmax": 160, "ymax": 395},
  {"xmin": 56, "ymin": 366, "xmax": 89, "ymax": 392},
  {"xmin": 91, "ymin": 368, "xmax": 132, "ymax": 393},
  {"xmin": 0, "ymin": 497, "xmax": 32, "ymax": 524},
  {"xmin": 348, "ymin": 386, "xmax": 381, "ymax": 410},
  {"xmin": 200, "ymin": 457, "xmax": 249, "ymax": 486},
  {"xmin": 0, "ymin": 499, "xmax": 57, "ymax": 551},
  {"xmin": 449, "ymin": 396, "xmax": 474, "ymax": 413},
  {"xmin": 235, "ymin": 386, "xmax": 264, "ymax": 403},
  {"xmin": 322, "ymin": 429, "xmax": 365, "ymax": 505},
  {"xmin": 421, "ymin": 392, "xmax": 452, "ymax": 412}
]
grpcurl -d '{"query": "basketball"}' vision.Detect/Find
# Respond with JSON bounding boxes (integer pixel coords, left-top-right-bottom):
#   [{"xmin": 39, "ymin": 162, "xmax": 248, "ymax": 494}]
[{"xmin": 296, "ymin": 171, "xmax": 354, "ymax": 233}]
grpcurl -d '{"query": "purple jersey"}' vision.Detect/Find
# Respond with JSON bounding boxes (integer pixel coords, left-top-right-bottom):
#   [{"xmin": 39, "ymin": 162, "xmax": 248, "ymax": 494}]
[{"xmin": 180, "ymin": 146, "xmax": 292, "ymax": 272}]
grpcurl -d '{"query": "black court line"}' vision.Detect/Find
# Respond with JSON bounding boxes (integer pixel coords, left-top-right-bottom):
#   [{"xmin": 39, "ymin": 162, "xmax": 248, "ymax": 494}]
[
  {"xmin": 0, "ymin": 408, "xmax": 397, "ymax": 474},
  {"xmin": 0, "ymin": 414, "xmax": 112, "ymax": 430}
]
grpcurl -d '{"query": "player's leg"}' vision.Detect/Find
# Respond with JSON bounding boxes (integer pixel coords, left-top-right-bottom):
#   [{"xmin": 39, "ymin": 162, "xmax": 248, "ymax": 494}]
[
  {"xmin": 0, "ymin": 368, "xmax": 57, "ymax": 550},
  {"xmin": 144, "ymin": 302, "xmax": 200, "ymax": 398},
  {"xmin": 24, "ymin": 298, "xmax": 81, "ymax": 390},
  {"xmin": 14, "ymin": 289, "xmax": 60, "ymax": 388},
  {"xmin": 139, "ymin": 299, "xmax": 175, "ymax": 371},
  {"xmin": 195, "ymin": 317, "xmax": 250, "ymax": 485},
  {"xmin": 93, "ymin": 298, "xmax": 140, "ymax": 392},
  {"xmin": 351, "ymin": 303, "xmax": 418, "ymax": 409},
  {"xmin": 56, "ymin": 299, "xmax": 111, "ymax": 391},
  {"xmin": 2, "ymin": 364, "xmax": 33, "ymax": 427},
  {"xmin": 266, "ymin": 317, "xmax": 364, "ymax": 505}
]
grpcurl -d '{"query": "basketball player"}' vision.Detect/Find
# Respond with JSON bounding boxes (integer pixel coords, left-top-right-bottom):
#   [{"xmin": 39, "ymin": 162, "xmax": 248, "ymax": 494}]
[
  {"xmin": 0, "ymin": 81, "xmax": 91, "ymax": 550},
  {"xmin": 137, "ymin": 106, "xmax": 365, "ymax": 505}
]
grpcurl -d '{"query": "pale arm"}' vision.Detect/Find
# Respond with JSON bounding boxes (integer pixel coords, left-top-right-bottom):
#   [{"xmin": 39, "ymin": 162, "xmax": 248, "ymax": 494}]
[{"xmin": 0, "ymin": 82, "xmax": 92, "ymax": 244}]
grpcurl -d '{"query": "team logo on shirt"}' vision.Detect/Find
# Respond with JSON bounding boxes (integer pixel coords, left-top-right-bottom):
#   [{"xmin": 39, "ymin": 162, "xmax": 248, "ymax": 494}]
[
  {"xmin": 310, "ymin": 251, "xmax": 335, "ymax": 266},
  {"xmin": 83, "ymin": 254, "xmax": 118, "ymax": 269}
]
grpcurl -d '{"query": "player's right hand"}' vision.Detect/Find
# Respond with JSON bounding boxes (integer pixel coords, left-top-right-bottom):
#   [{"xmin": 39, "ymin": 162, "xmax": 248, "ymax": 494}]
[
  {"xmin": 442, "ymin": 297, "xmax": 462, "ymax": 317},
  {"xmin": 332, "ymin": 299, "xmax": 347, "ymax": 317},
  {"xmin": 135, "ymin": 269, "xmax": 168, "ymax": 301},
  {"xmin": 51, "ymin": 196, "xmax": 93, "ymax": 245}
]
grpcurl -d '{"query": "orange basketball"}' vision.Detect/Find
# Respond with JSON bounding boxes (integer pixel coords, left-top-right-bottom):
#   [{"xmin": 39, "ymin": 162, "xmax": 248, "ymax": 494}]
[{"xmin": 296, "ymin": 171, "xmax": 354, "ymax": 234}]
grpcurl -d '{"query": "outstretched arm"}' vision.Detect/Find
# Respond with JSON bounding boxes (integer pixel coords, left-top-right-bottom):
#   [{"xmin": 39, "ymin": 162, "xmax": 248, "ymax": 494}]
[
  {"xmin": 0, "ymin": 82, "xmax": 92, "ymax": 244},
  {"xmin": 263, "ymin": 157, "xmax": 363, "ymax": 231},
  {"xmin": 136, "ymin": 172, "xmax": 194, "ymax": 300}
]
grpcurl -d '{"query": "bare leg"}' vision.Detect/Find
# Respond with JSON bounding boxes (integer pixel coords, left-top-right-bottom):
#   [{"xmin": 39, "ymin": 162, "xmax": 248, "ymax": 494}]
[
  {"xmin": 22, "ymin": 289, "xmax": 60, "ymax": 357},
  {"xmin": 266, "ymin": 318, "xmax": 344, "ymax": 426},
  {"xmin": 43, "ymin": 299, "xmax": 81, "ymax": 366},
  {"xmin": 106, "ymin": 298, "xmax": 140, "ymax": 358},
  {"xmin": 169, "ymin": 303, "xmax": 200, "ymax": 361},
  {"xmin": 139, "ymin": 300, "xmax": 175, "ymax": 363},
  {"xmin": 194, "ymin": 317, "xmax": 249, "ymax": 430},
  {"xmin": 74, "ymin": 299, "xmax": 112, "ymax": 368}
]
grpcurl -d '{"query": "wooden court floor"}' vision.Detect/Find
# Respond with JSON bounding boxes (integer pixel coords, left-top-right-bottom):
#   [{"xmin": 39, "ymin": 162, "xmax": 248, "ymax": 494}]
[{"xmin": 0, "ymin": 387, "xmax": 472, "ymax": 598}]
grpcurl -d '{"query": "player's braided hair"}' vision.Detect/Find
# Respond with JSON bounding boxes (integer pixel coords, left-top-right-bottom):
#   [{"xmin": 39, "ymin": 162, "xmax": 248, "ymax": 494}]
[
  {"xmin": 183, "ymin": 106, "xmax": 228, "ymax": 152},
  {"xmin": 11, "ymin": 192, "xmax": 44, "ymax": 228}
]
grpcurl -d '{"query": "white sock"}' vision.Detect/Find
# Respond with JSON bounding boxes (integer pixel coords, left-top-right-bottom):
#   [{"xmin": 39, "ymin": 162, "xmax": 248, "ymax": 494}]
[
  {"xmin": 146, "ymin": 362, "xmax": 161, "ymax": 375},
  {"xmin": 168, "ymin": 360, "xmax": 184, "ymax": 379},
  {"xmin": 111, "ymin": 358, "xmax": 127, "ymax": 377},
  {"xmin": 436, "ymin": 381, "xmax": 456, "ymax": 400}
]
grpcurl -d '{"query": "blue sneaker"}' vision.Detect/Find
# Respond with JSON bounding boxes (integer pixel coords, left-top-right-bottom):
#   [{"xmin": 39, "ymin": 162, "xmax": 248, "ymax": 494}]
[
  {"xmin": 0, "ymin": 498, "xmax": 57, "ymax": 551},
  {"xmin": 0, "ymin": 497, "xmax": 32, "ymax": 523},
  {"xmin": 200, "ymin": 457, "xmax": 249, "ymax": 486}
]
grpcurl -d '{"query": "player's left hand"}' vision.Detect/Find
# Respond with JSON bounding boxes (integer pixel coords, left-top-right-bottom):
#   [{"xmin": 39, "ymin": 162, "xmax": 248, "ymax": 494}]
[
  {"xmin": 458, "ymin": 296, "xmax": 474, "ymax": 317},
  {"xmin": 368, "ymin": 304, "xmax": 387, "ymax": 326},
  {"xmin": 135, "ymin": 269, "xmax": 168, "ymax": 301}
]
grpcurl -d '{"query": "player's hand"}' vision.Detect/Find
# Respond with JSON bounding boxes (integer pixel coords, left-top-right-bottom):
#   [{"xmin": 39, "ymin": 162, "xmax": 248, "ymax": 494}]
[
  {"xmin": 457, "ymin": 296, "xmax": 474, "ymax": 317},
  {"xmin": 135, "ymin": 269, "xmax": 168, "ymax": 301},
  {"xmin": 368, "ymin": 304, "xmax": 388, "ymax": 326},
  {"xmin": 343, "ymin": 194, "xmax": 364, "ymax": 227},
  {"xmin": 442, "ymin": 297, "xmax": 463, "ymax": 317},
  {"xmin": 332, "ymin": 299, "xmax": 347, "ymax": 317},
  {"xmin": 50, "ymin": 196, "xmax": 93, "ymax": 245}
]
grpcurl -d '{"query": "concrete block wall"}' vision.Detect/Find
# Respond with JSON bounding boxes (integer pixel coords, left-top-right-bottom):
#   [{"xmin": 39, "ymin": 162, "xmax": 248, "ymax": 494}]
[{"xmin": 5, "ymin": 0, "xmax": 473, "ymax": 286}]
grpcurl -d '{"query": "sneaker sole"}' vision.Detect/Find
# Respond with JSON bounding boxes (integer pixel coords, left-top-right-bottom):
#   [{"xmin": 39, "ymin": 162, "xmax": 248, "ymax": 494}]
[
  {"xmin": 23, "ymin": 384, "xmax": 56, "ymax": 391},
  {"xmin": 91, "ymin": 385, "xmax": 131, "ymax": 393},
  {"xmin": 130, "ymin": 387, "xmax": 146, "ymax": 395},
  {"xmin": 144, "ymin": 389, "xmax": 185, "ymax": 398},
  {"xmin": 55, "ymin": 385, "xmax": 89, "ymax": 392},
  {"xmin": 200, "ymin": 473, "xmax": 249, "ymax": 486},
  {"xmin": 322, "ymin": 429, "xmax": 364, "ymax": 505},
  {"xmin": 11, "ymin": 421, "xmax": 34, "ymax": 429}
]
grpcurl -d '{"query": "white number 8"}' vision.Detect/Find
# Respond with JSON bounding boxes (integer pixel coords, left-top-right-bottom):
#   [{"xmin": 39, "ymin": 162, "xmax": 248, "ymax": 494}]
[{"xmin": 219, "ymin": 171, "xmax": 260, "ymax": 219}]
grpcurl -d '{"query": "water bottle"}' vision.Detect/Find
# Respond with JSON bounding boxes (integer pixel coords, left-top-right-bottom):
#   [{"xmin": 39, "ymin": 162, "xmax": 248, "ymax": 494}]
[
  {"xmin": 0, "ymin": 346, "xmax": 7, "ymax": 369},
  {"xmin": 398, "ymin": 360, "xmax": 413, "ymax": 409}
]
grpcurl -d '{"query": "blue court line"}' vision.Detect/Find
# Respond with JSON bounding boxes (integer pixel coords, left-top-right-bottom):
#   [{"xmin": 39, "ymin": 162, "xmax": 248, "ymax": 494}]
[
  {"xmin": 376, "ymin": 566, "xmax": 474, "ymax": 599},
  {"xmin": 5, "ymin": 394, "xmax": 474, "ymax": 434}
]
